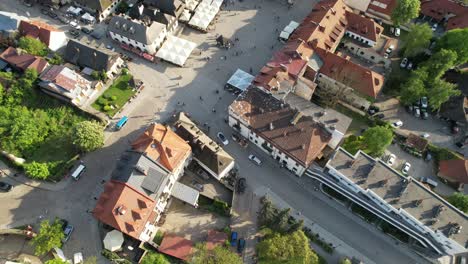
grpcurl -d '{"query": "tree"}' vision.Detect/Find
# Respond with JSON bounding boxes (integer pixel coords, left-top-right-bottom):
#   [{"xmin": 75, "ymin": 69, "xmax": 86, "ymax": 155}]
[
  {"xmin": 83, "ymin": 256, "xmax": 97, "ymax": 264},
  {"xmin": 31, "ymin": 219, "xmax": 64, "ymax": 256},
  {"xmin": 361, "ymin": 126, "xmax": 393, "ymax": 157},
  {"xmin": 402, "ymin": 24, "xmax": 432, "ymax": 57},
  {"xmin": 427, "ymin": 78, "xmax": 460, "ymax": 111},
  {"xmin": 116, "ymin": 1, "xmax": 130, "ymax": 14},
  {"xmin": 423, "ymin": 49, "xmax": 458, "ymax": 79},
  {"xmin": 391, "ymin": 0, "xmax": 420, "ymax": 25},
  {"xmin": 436, "ymin": 28, "xmax": 468, "ymax": 66},
  {"xmin": 447, "ymin": 192, "xmax": 468, "ymax": 213},
  {"xmin": 256, "ymin": 230, "xmax": 319, "ymax": 264},
  {"xmin": 72, "ymin": 121, "xmax": 104, "ymax": 152},
  {"xmin": 141, "ymin": 251, "xmax": 170, "ymax": 264},
  {"xmin": 190, "ymin": 244, "xmax": 243, "ymax": 264},
  {"xmin": 259, "ymin": 197, "xmax": 276, "ymax": 226},
  {"xmin": 45, "ymin": 259, "xmax": 68, "ymax": 264},
  {"xmin": 24, "ymin": 162, "xmax": 50, "ymax": 180},
  {"xmin": 288, "ymin": 219, "xmax": 304, "ymax": 233},
  {"xmin": 340, "ymin": 258, "xmax": 353, "ymax": 264},
  {"xmin": 400, "ymin": 68, "xmax": 428, "ymax": 106},
  {"xmin": 18, "ymin": 36, "xmax": 48, "ymax": 56},
  {"xmin": 342, "ymin": 135, "xmax": 364, "ymax": 156},
  {"xmin": 274, "ymin": 208, "xmax": 291, "ymax": 233}
]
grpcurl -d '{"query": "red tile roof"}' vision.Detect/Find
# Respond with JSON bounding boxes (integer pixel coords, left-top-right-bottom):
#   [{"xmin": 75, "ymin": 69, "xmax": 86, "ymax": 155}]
[
  {"xmin": 206, "ymin": 230, "xmax": 228, "ymax": 250},
  {"xmin": 131, "ymin": 123, "xmax": 191, "ymax": 172},
  {"xmin": 230, "ymin": 87, "xmax": 331, "ymax": 167},
  {"xmin": 438, "ymin": 159, "xmax": 468, "ymax": 184},
  {"xmin": 39, "ymin": 65, "xmax": 77, "ymax": 91},
  {"xmin": 420, "ymin": 0, "xmax": 468, "ymax": 30},
  {"xmin": 93, "ymin": 180, "xmax": 156, "ymax": 240},
  {"xmin": 19, "ymin": 20, "xmax": 61, "ymax": 46},
  {"xmin": 0, "ymin": 46, "xmax": 48, "ymax": 73},
  {"xmin": 316, "ymin": 48, "xmax": 384, "ymax": 98},
  {"xmin": 158, "ymin": 235, "xmax": 194, "ymax": 261},
  {"xmin": 366, "ymin": 0, "xmax": 398, "ymax": 17},
  {"xmin": 345, "ymin": 11, "xmax": 383, "ymax": 41}
]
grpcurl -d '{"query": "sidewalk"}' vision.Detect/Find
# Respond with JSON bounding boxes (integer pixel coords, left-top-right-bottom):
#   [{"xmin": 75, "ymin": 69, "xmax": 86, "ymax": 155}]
[{"xmin": 254, "ymin": 186, "xmax": 376, "ymax": 264}]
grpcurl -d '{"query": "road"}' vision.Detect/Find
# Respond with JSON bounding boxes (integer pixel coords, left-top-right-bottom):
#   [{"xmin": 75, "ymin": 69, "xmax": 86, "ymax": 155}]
[{"xmin": 0, "ymin": 0, "xmax": 429, "ymax": 263}]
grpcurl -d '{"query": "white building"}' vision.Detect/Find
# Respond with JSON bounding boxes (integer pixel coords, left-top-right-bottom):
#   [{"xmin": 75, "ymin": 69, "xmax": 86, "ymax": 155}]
[{"xmin": 108, "ymin": 16, "xmax": 167, "ymax": 54}]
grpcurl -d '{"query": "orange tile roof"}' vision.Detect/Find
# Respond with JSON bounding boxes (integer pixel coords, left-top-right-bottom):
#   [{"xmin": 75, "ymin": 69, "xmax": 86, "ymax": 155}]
[
  {"xmin": 158, "ymin": 235, "xmax": 194, "ymax": 261},
  {"xmin": 439, "ymin": 159, "xmax": 468, "ymax": 184},
  {"xmin": 420, "ymin": 0, "xmax": 468, "ymax": 31},
  {"xmin": 0, "ymin": 46, "xmax": 48, "ymax": 73},
  {"xmin": 366, "ymin": 0, "xmax": 398, "ymax": 17},
  {"xmin": 316, "ymin": 48, "xmax": 384, "ymax": 98},
  {"xmin": 93, "ymin": 180, "xmax": 156, "ymax": 240},
  {"xmin": 19, "ymin": 20, "xmax": 61, "ymax": 46},
  {"xmin": 345, "ymin": 11, "xmax": 383, "ymax": 41},
  {"xmin": 206, "ymin": 230, "xmax": 228, "ymax": 250},
  {"xmin": 131, "ymin": 123, "xmax": 191, "ymax": 172}
]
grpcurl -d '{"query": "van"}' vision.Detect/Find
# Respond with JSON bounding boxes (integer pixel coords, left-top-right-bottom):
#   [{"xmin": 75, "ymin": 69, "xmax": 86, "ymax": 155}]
[
  {"xmin": 420, "ymin": 177, "xmax": 438, "ymax": 188},
  {"xmin": 115, "ymin": 116, "xmax": 128, "ymax": 130},
  {"xmin": 71, "ymin": 164, "xmax": 86, "ymax": 180}
]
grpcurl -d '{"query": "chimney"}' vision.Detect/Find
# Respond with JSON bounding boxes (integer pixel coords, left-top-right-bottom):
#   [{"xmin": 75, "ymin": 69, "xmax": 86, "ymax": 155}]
[
  {"xmin": 117, "ymin": 205, "xmax": 127, "ymax": 215},
  {"xmin": 301, "ymin": 144, "xmax": 306, "ymax": 150},
  {"xmin": 269, "ymin": 122, "xmax": 274, "ymax": 130},
  {"xmin": 280, "ymin": 64, "xmax": 288, "ymax": 72},
  {"xmin": 291, "ymin": 112, "xmax": 303, "ymax": 125}
]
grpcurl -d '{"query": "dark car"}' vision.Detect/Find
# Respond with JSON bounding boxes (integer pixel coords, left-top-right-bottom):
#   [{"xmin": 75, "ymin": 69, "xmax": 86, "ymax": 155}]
[
  {"xmin": 58, "ymin": 15, "xmax": 70, "ymax": 24},
  {"xmin": 236, "ymin": 178, "xmax": 246, "ymax": 194},
  {"xmin": 69, "ymin": 29, "xmax": 80, "ymax": 37},
  {"xmin": 48, "ymin": 12, "xmax": 58, "ymax": 19},
  {"xmin": 0, "ymin": 181, "xmax": 13, "ymax": 192},
  {"xmin": 421, "ymin": 109, "xmax": 429, "ymax": 120},
  {"xmin": 62, "ymin": 224, "xmax": 74, "ymax": 242},
  {"xmin": 237, "ymin": 238, "xmax": 246, "ymax": 253},
  {"xmin": 450, "ymin": 121, "xmax": 460, "ymax": 134},
  {"xmin": 375, "ymin": 113, "xmax": 385, "ymax": 119},
  {"xmin": 230, "ymin": 231, "xmax": 238, "ymax": 247},
  {"xmin": 58, "ymin": 218, "xmax": 68, "ymax": 231},
  {"xmin": 41, "ymin": 9, "xmax": 49, "ymax": 15},
  {"xmin": 23, "ymin": 0, "xmax": 33, "ymax": 7},
  {"xmin": 81, "ymin": 27, "xmax": 93, "ymax": 34}
]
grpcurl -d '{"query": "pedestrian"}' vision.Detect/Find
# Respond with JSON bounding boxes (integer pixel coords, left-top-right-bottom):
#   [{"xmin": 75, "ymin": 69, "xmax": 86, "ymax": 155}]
[
  {"xmin": 93, "ymin": 197, "xmax": 97, "ymax": 200},
  {"xmin": 212, "ymin": 108, "xmax": 216, "ymax": 113},
  {"xmin": 177, "ymin": 101, "xmax": 181, "ymax": 105},
  {"xmin": 199, "ymin": 96, "xmax": 203, "ymax": 101},
  {"xmin": 249, "ymin": 67, "xmax": 253, "ymax": 74},
  {"xmin": 182, "ymin": 102, "xmax": 186, "ymax": 106}
]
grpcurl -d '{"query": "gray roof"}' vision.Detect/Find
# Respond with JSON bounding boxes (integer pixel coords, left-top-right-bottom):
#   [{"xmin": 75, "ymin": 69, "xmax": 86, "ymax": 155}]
[
  {"xmin": 328, "ymin": 148, "xmax": 468, "ymax": 248},
  {"xmin": 112, "ymin": 152, "xmax": 170, "ymax": 199},
  {"xmin": 108, "ymin": 16, "xmax": 165, "ymax": 45},
  {"xmin": 143, "ymin": 0, "xmax": 184, "ymax": 16},
  {"xmin": 64, "ymin": 39, "xmax": 119, "ymax": 72},
  {"xmin": 128, "ymin": 4, "xmax": 177, "ymax": 27}
]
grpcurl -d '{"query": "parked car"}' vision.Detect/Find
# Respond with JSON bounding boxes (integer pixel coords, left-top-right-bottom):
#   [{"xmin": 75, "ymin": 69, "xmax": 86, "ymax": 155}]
[
  {"xmin": 70, "ymin": 21, "xmax": 81, "ymax": 29},
  {"xmin": 48, "ymin": 12, "xmax": 58, "ymax": 19},
  {"xmin": 450, "ymin": 121, "xmax": 460, "ymax": 134},
  {"xmin": 392, "ymin": 120, "xmax": 403, "ymax": 128},
  {"xmin": 69, "ymin": 29, "xmax": 80, "ymax": 37},
  {"xmin": 237, "ymin": 238, "xmax": 246, "ymax": 253},
  {"xmin": 425, "ymin": 152, "xmax": 433, "ymax": 162},
  {"xmin": 400, "ymin": 58, "xmax": 408, "ymax": 68},
  {"xmin": 406, "ymin": 105, "xmax": 413, "ymax": 113},
  {"xmin": 0, "ymin": 181, "xmax": 13, "ymax": 192},
  {"xmin": 385, "ymin": 45, "xmax": 395, "ymax": 54},
  {"xmin": 420, "ymin": 177, "xmax": 438, "ymax": 188},
  {"xmin": 217, "ymin": 132, "xmax": 229, "ymax": 145},
  {"xmin": 420, "ymin": 97, "xmax": 428, "ymax": 109},
  {"xmin": 81, "ymin": 27, "xmax": 93, "ymax": 34},
  {"xmin": 456, "ymin": 141, "xmax": 466, "ymax": 149},
  {"xmin": 401, "ymin": 162, "xmax": 411, "ymax": 174},
  {"xmin": 421, "ymin": 133, "xmax": 430, "ymax": 138},
  {"xmin": 386, "ymin": 154, "xmax": 396, "ymax": 166},
  {"xmin": 406, "ymin": 62, "xmax": 413, "ymax": 70},
  {"xmin": 383, "ymin": 53, "xmax": 389, "ymax": 59},
  {"xmin": 236, "ymin": 178, "xmax": 246, "ymax": 194},
  {"xmin": 248, "ymin": 154, "xmax": 262, "ymax": 166},
  {"xmin": 414, "ymin": 106, "xmax": 420, "ymax": 118},
  {"xmin": 62, "ymin": 224, "xmax": 74, "ymax": 243},
  {"xmin": 231, "ymin": 133, "xmax": 240, "ymax": 142},
  {"xmin": 421, "ymin": 109, "xmax": 429, "ymax": 119},
  {"xmin": 230, "ymin": 231, "xmax": 238, "ymax": 247},
  {"xmin": 192, "ymin": 181, "xmax": 204, "ymax": 192},
  {"xmin": 390, "ymin": 27, "xmax": 395, "ymax": 34},
  {"xmin": 395, "ymin": 27, "xmax": 400, "ymax": 36},
  {"xmin": 58, "ymin": 15, "xmax": 70, "ymax": 24},
  {"xmin": 431, "ymin": 23, "xmax": 438, "ymax": 31},
  {"xmin": 22, "ymin": 0, "xmax": 33, "ymax": 7},
  {"xmin": 375, "ymin": 113, "xmax": 385, "ymax": 119},
  {"xmin": 41, "ymin": 8, "xmax": 49, "ymax": 15}
]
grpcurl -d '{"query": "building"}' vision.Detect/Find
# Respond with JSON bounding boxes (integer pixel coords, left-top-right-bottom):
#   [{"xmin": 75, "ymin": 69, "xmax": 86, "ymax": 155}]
[
  {"xmin": 315, "ymin": 148, "xmax": 468, "ymax": 259},
  {"xmin": 94, "ymin": 124, "xmax": 196, "ymax": 242},
  {"xmin": 0, "ymin": 11, "xmax": 28, "ymax": 39},
  {"xmin": 64, "ymin": 39, "xmax": 124, "ymax": 79},
  {"xmin": 129, "ymin": 4, "xmax": 178, "ymax": 33},
  {"xmin": 174, "ymin": 112, "xmax": 235, "ymax": 181},
  {"xmin": 365, "ymin": 0, "xmax": 398, "ymax": 24},
  {"xmin": 344, "ymin": 0, "xmax": 371, "ymax": 13},
  {"xmin": 206, "ymin": 230, "xmax": 228, "ymax": 250},
  {"xmin": 345, "ymin": 11, "xmax": 383, "ymax": 47},
  {"xmin": 143, "ymin": 0, "xmax": 185, "ymax": 19},
  {"xmin": 158, "ymin": 235, "xmax": 194, "ymax": 261},
  {"xmin": 18, "ymin": 20, "xmax": 68, "ymax": 51},
  {"xmin": 405, "ymin": 133, "xmax": 429, "ymax": 153},
  {"xmin": 420, "ymin": 0, "xmax": 468, "ymax": 31},
  {"xmin": 438, "ymin": 159, "xmax": 468, "ymax": 191},
  {"xmin": 108, "ymin": 15, "xmax": 167, "ymax": 54},
  {"xmin": 38, "ymin": 65, "xmax": 100, "ymax": 107},
  {"xmin": 229, "ymin": 87, "xmax": 332, "ymax": 176},
  {"xmin": 74, "ymin": 0, "xmax": 122, "ymax": 21},
  {"xmin": 0, "ymin": 47, "xmax": 49, "ymax": 74}
]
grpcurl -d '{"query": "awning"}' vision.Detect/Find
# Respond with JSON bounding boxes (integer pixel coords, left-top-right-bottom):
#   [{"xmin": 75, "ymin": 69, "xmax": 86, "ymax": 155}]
[
  {"xmin": 103, "ymin": 230, "xmax": 124, "ymax": 252},
  {"xmin": 156, "ymin": 35, "xmax": 197, "ymax": 66},
  {"xmin": 226, "ymin": 69, "xmax": 254, "ymax": 91},
  {"xmin": 171, "ymin": 182, "xmax": 199, "ymax": 206}
]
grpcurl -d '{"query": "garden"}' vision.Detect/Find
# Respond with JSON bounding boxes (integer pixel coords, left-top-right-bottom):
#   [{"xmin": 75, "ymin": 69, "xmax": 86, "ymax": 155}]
[
  {"xmin": 198, "ymin": 195, "xmax": 231, "ymax": 217},
  {"xmin": 92, "ymin": 70, "xmax": 136, "ymax": 117}
]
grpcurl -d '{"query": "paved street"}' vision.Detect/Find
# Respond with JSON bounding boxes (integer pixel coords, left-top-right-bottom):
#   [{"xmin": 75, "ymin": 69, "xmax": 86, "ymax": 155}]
[{"xmin": 0, "ymin": 0, "xmax": 433, "ymax": 263}]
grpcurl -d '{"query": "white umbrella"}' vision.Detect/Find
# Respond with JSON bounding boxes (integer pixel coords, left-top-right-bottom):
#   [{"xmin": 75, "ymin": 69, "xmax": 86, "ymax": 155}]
[{"xmin": 103, "ymin": 230, "xmax": 124, "ymax": 252}]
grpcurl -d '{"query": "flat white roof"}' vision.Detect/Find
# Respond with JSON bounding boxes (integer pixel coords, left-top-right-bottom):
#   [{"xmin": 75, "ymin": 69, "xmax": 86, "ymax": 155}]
[{"xmin": 172, "ymin": 182, "xmax": 199, "ymax": 206}]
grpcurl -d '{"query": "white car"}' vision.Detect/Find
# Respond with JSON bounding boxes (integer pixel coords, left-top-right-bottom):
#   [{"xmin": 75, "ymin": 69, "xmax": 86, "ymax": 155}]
[
  {"xmin": 248, "ymin": 154, "xmax": 262, "ymax": 166},
  {"xmin": 401, "ymin": 162, "xmax": 411, "ymax": 174},
  {"xmin": 217, "ymin": 132, "xmax": 229, "ymax": 145},
  {"xmin": 431, "ymin": 23, "xmax": 438, "ymax": 31},
  {"xmin": 395, "ymin": 27, "xmax": 400, "ymax": 37},
  {"xmin": 392, "ymin": 120, "xmax": 403, "ymax": 127},
  {"xmin": 400, "ymin": 58, "xmax": 408, "ymax": 68},
  {"xmin": 385, "ymin": 45, "xmax": 395, "ymax": 54},
  {"xmin": 422, "ymin": 133, "xmax": 430, "ymax": 139},
  {"xmin": 406, "ymin": 62, "xmax": 413, "ymax": 70},
  {"xmin": 70, "ymin": 21, "xmax": 81, "ymax": 29},
  {"xmin": 387, "ymin": 154, "xmax": 396, "ymax": 166}
]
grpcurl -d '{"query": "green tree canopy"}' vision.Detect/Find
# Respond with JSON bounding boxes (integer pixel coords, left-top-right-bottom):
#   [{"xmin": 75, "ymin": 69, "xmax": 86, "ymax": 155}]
[
  {"xmin": 72, "ymin": 121, "xmax": 104, "ymax": 152},
  {"xmin": 190, "ymin": 244, "xmax": 243, "ymax": 264},
  {"xmin": 427, "ymin": 78, "xmax": 460, "ymax": 111},
  {"xmin": 141, "ymin": 251, "xmax": 170, "ymax": 264},
  {"xmin": 18, "ymin": 36, "xmax": 48, "ymax": 56},
  {"xmin": 45, "ymin": 259, "xmax": 68, "ymax": 264},
  {"xmin": 391, "ymin": 0, "xmax": 420, "ymax": 25},
  {"xmin": 339, "ymin": 258, "xmax": 353, "ymax": 264},
  {"xmin": 361, "ymin": 126, "xmax": 394, "ymax": 157},
  {"xmin": 24, "ymin": 162, "xmax": 50, "ymax": 180},
  {"xmin": 83, "ymin": 256, "xmax": 97, "ymax": 264},
  {"xmin": 402, "ymin": 24, "xmax": 432, "ymax": 57},
  {"xmin": 448, "ymin": 192, "xmax": 468, "ymax": 213},
  {"xmin": 423, "ymin": 49, "xmax": 458, "ymax": 78},
  {"xmin": 31, "ymin": 219, "xmax": 64, "ymax": 256},
  {"xmin": 400, "ymin": 68, "xmax": 428, "ymax": 106},
  {"xmin": 436, "ymin": 28, "xmax": 468, "ymax": 66},
  {"xmin": 257, "ymin": 230, "xmax": 318, "ymax": 264}
]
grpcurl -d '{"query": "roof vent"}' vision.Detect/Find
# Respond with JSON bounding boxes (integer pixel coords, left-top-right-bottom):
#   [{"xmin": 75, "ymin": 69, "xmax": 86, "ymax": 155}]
[
  {"xmin": 115, "ymin": 21, "xmax": 120, "ymax": 28},
  {"xmin": 117, "ymin": 205, "xmax": 127, "ymax": 215},
  {"xmin": 269, "ymin": 122, "xmax": 274, "ymax": 130},
  {"xmin": 151, "ymin": 144, "xmax": 156, "ymax": 148},
  {"xmin": 134, "ymin": 164, "xmax": 148, "ymax": 175},
  {"xmin": 129, "ymin": 26, "xmax": 135, "ymax": 34},
  {"xmin": 413, "ymin": 199, "xmax": 422, "ymax": 207},
  {"xmin": 122, "ymin": 23, "xmax": 128, "ymax": 31},
  {"xmin": 301, "ymin": 144, "xmax": 306, "ymax": 150}
]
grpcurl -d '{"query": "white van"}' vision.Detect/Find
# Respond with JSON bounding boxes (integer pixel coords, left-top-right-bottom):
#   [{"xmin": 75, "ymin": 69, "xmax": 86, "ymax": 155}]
[{"xmin": 71, "ymin": 164, "xmax": 86, "ymax": 180}]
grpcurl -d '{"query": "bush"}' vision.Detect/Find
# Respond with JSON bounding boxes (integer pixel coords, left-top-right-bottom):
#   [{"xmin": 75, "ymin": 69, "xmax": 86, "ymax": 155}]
[
  {"xmin": 302, "ymin": 229, "xmax": 334, "ymax": 254},
  {"xmin": 97, "ymin": 97, "xmax": 108, "ymax": 106},
  {"xmin": 121, "ymin": 68, "xmax": 129, "ymax": 75},
  {"xmin": 153, "ymin": 230, "xmax": 164, "ymax": 245},
  {"xmin": 110, "ymin": 96, "xmax": 117, "ymax": 101},
  {"xmin": 91, "ymin": 71, "xmax": 100, "ymax": 80},
  {"xmin": 18, "ymin": 36, "xmax": 48, "ymax": 56},
  {"xmin": 428, "ymin": 144, "xmax": 463, "ymax": 163},
  {"xmin": 24, "ymin": 161, "xmax": 50, "ymax": 180},
  {"xmin": 101, "ymin": 250, "xmax": 131, "ymax": 264},
  {"xmin": 103, "ymin": 105, "xmax": 111, "ymax": 111}
]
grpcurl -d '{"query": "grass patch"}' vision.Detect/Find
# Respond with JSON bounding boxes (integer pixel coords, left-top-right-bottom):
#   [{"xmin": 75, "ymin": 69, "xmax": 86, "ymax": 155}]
[
  {"xmin": 92, "ymin": 73, "xmax": 136, "ymax": 117},
  {"xmin": 198, "ymin": 196, "xmax": 231, "ymax": 217},
  {"xmin": 153, "ymin": 230, "xmax": 164, "ymax": 245}
]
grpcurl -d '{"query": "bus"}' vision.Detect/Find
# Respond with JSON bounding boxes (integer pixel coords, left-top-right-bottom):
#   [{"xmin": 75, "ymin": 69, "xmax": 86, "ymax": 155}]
[{"xmin": 115, "ymin": 116, "xmax": 128, "ymax": 130}]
